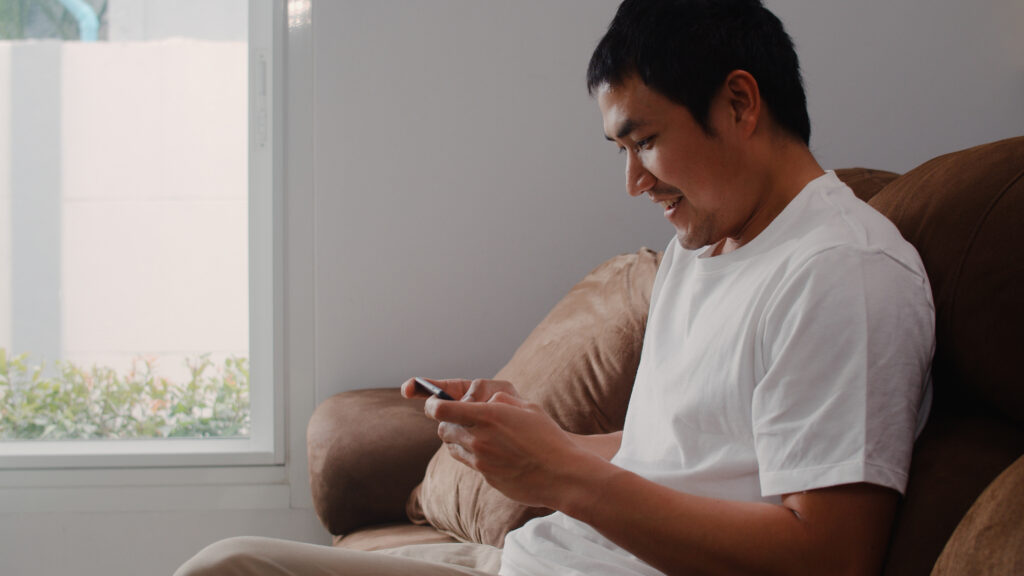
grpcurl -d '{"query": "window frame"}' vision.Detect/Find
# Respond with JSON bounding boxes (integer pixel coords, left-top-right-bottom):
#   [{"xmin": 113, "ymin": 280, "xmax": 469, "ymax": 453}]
[{"xmin": 0, "ymin": 0, "xmax": 287, "ymax": 472}]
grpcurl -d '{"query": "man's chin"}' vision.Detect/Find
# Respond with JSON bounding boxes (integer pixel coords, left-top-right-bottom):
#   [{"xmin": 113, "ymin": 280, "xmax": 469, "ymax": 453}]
[{"xmin": 675, "ymin": 231, "xmax": 707, "ymax": 251}]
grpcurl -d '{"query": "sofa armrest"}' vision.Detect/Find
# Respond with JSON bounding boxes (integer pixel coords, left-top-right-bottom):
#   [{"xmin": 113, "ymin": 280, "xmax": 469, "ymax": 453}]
[{"xmin": 307, "ymin": 387, "xmax": 441, "ymax": 536}]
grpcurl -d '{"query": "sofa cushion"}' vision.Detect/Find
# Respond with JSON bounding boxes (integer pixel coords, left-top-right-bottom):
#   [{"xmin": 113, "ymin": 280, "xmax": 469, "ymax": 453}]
[
  {"xmin": 406, "ymin": 248, "xmax": 661, "ymax": 546},
  {"xmin": 833, "ymin": 167, "xmax": 900, "ymax": 203},
  {"xmin": 308, "ymin": 388, "xmax": 443, "ymax": 537},
  {"xmin": 930, "ymin": 454, "xmax": 1024, "ymax": 575},
  {"xmin": 868, "ymin": 136, "xmax": 1024, "ymax": 576},
  {"xmin": 869, "ymin": 136, "xmax": 1024, "ymax": 423}
]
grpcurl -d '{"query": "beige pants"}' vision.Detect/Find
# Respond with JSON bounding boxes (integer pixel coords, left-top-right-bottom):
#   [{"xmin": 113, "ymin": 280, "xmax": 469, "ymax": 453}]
[{"xmin": 174, "ymin": 537, "xmax": 503, "ymax": 576}]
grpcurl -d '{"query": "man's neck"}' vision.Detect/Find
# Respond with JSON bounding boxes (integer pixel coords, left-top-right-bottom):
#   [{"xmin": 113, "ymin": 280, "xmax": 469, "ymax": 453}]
[{"xmin": 713, "ymin": 139, "xmax": 824, "ymax": 256}]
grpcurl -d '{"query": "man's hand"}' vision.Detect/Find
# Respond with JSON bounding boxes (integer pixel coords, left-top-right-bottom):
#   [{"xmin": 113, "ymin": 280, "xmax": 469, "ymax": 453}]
[
  {"xmin": 400, "ymin": 378, "xmax": 610, "ymax": 509},
  {"xmin": 400, "ymin": 377, "xmax": 518, "ymax": 403}
]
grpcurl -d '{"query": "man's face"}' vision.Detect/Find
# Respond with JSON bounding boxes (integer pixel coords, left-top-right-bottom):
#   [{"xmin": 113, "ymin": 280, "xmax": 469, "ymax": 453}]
[{"xmin": 597, "ymin": 75, "xmax": 748, "ymax": 251}]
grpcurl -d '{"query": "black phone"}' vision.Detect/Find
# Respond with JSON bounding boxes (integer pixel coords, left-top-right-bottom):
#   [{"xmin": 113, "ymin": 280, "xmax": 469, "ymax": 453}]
[{"xmin": 414, "ymin": 377, "xmax": 455, "ymax": 401}]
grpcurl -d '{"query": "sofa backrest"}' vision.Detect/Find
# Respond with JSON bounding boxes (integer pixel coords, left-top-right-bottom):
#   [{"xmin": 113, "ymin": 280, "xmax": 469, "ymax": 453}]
[{"xmin": 867, "ymin": 137, "xmax": 1024, "ymax": 576}]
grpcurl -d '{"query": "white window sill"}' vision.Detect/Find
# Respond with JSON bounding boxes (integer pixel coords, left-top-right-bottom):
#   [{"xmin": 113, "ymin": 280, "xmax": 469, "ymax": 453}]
[
  {"xmin": 0, "ymin": 483, "xmax": 292, "ymax": 514},
  {"xmin": 0, "ymin": 460, "xmax": 293, "ymax": 513},
  {"xmin": 0, "ymin": 437, "xmax": 280, "ymax": 469}
]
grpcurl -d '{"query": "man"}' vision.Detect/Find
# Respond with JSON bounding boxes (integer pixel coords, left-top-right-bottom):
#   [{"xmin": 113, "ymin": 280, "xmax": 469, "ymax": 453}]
[{"xmin": 177, "ymin": 1, "xmax": 933, "ymax": 574}]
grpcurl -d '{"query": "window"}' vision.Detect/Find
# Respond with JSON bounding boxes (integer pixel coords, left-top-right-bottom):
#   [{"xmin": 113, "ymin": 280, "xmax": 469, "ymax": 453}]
[{"xmin": 0, "ymin": 0, "xmax": 282, "ymax": 468}]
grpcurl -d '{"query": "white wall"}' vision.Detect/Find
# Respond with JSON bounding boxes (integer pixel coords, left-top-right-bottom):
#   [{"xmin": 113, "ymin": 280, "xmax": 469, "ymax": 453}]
[
  {"xmin": 0, "ymin": 509, "xmax": 327, "ymax": 575},
  {"xmin": 312, "ymin": 0, "xmax": 1024, "ymax": 402},
  {"xmin": 313, "ymin": 0, "xmax": 667, "ymax": 399},
  {"xmin": 771, "ymin": 0, "xmax": 1024, "ymax": 172}
]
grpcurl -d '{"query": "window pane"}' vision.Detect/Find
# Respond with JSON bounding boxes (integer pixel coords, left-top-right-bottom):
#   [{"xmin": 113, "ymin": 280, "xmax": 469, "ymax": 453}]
[{"xmin": 0, "ymin": 0, "xmax": 250, "ymax": 440}]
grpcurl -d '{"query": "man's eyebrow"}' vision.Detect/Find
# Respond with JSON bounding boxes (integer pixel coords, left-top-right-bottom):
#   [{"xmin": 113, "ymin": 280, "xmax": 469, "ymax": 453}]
[{"xmin": 605, "ymin": 118, "xmax": 644, "ymax": 142}]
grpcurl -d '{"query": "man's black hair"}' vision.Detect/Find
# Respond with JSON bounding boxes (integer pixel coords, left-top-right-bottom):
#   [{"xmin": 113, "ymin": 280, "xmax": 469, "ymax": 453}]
[{"xmin": 587, "ymin": 0, "xmax": 811, "ymax": 144}]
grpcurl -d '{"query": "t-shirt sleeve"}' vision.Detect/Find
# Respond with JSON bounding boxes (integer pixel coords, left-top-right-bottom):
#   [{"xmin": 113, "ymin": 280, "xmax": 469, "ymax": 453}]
[{"xmin": 752, "ymin": 246, "xmax": 934, "ymax": 497}]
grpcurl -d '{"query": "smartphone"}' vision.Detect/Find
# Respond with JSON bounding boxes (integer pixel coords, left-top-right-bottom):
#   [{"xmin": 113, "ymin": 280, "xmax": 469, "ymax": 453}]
[{"xmin": 414, "ymin": 377, "xmax": 455, "ymax": 401}]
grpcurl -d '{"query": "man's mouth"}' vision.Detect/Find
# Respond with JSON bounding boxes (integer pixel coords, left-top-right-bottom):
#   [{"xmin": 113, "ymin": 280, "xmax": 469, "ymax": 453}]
[{"xmin": 660, "ymin": 197, "xmax": 682, "ymax": 213}]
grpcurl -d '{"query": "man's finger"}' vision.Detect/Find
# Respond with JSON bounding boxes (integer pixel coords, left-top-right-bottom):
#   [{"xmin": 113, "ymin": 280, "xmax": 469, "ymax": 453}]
[
  {"xmin": 463, "ymin": 378, "xmax": 518, "ymax": 403},
  {"xmin": 427, "ymin": 396, "xmax": 503, "ymax": 426},
  {"xmin": 437, "ymin": 422, "xmax": 480, "ymax": 471},
  {"xmin": 445, "ymin": 441, "xmax": 477, "ymax": 470},
  {"xmin": 488, "ymin": 391, "xmax": 530, "ymax": 408},
  {"xmin": 401, "ymin": 377, "xmax": 473, "ymax": 400},
  {"xmin": 437, "ymin": 421, "xmax": 472, "ymax": 445}
]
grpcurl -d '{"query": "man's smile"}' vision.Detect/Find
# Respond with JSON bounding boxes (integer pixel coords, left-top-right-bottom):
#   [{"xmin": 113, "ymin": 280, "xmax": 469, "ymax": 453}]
[{"xmin": 650, "ymin": 193, "xmax": 684, "ymax": 214}]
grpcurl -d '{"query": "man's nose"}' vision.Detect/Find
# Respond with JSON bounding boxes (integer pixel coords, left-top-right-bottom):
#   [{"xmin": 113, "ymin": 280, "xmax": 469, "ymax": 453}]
[{"xmin": 625, "ymin": 154, "xmax": 656, "ymax": 197}]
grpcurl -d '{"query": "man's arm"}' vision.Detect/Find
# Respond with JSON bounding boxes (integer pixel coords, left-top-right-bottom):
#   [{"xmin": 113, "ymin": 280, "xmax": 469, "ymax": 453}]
[
  {"xmin": 568, "ymin": 430, "xmax": 622, "ymax": 461},
  {"xmin": 426, "ymin": 389, "xmax": 898, "ymax": 576},
  {"xmin": 565, "ymin": 465, "xmax": 898, "ymax": 576}
]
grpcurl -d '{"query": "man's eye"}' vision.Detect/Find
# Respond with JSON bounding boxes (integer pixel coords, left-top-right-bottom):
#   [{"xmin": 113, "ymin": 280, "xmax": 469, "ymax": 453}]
[{"xmin": 636, "ymin": 137, "xmax": 654, "ymax": 151}]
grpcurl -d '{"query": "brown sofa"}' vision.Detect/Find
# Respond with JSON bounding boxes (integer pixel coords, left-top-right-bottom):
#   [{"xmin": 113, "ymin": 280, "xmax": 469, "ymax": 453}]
[{"xmin": 307, "ymin": 137, "xmax": 1024, "ymax": 575}]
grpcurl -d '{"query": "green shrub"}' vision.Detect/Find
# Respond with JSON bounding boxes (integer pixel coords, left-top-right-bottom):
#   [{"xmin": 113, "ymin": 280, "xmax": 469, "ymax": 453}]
[{"xmin": 0, "ymin": 348, "xmax": 249, "ymax": 440}]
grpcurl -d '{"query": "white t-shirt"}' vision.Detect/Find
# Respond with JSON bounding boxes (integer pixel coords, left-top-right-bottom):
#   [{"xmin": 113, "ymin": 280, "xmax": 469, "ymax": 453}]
[{"xmin": 500, "ymin": 172, "xmax": 935, "ymax": 576}]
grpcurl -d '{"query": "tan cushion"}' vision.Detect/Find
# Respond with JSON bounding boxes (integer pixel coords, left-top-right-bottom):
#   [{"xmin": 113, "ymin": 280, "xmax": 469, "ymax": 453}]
[
  {"xmin": 308, "ymin": 388, "xmax": 442, "ymax": 536},
  {"xmin": 406, "ymin": 248, "xmax": 662, "ymax": 546},
  {"xmin": 333, "ymin": 523, "xmax": 457, "ymax": 551},
  {"xmin": 931, "ymin": 455, "xmax": 1024, "ymax": 575}
]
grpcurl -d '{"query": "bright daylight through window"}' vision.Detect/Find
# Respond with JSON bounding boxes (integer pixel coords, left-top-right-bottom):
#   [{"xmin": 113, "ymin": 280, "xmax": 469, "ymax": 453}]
[{"xmin": 0, "ymin": 0, "xmax": 268, "ymax": 459}]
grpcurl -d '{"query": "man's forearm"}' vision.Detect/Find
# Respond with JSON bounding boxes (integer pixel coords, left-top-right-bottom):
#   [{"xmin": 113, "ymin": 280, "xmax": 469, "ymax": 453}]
[
  {"xmin": 554, "ymin": 458, "xmax": 896, "ymax": 576},
  {"xmin": 568, "ymin": 430, "xmax": 622, "ymax": 461}
]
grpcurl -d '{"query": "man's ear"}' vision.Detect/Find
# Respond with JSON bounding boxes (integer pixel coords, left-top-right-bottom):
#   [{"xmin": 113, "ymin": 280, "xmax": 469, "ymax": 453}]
[{"xmin": 723, "ymin": 70, "xmax": 761, "ymax": 136}]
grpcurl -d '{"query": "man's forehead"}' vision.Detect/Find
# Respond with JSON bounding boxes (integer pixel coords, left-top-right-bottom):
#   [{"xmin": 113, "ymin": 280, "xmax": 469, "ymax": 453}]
[
  {"xmin": 604, "ymin": 118, "xmax": 649, "ymax": 142},
  {"xmin": 598, "ymin": 82, "xmax": 652, "ymax": 141}
]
